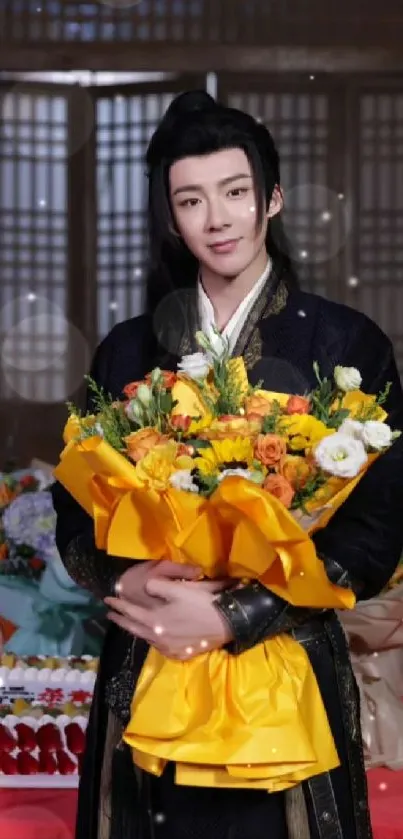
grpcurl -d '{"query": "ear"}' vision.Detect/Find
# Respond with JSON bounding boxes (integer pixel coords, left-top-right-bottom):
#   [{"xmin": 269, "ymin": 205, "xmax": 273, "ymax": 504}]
[{"xmin": 267, "ymin": 185, "xmax": 284, "ymax": 219}]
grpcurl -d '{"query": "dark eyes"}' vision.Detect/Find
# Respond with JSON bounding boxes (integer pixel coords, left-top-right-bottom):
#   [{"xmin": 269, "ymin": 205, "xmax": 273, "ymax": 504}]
[{"xmin": 177, "ymin": 187, "xmax": 249, "ymax": 208}]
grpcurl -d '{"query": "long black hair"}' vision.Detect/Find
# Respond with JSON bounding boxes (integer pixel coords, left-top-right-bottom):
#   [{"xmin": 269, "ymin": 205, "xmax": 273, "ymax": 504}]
[{"xmin": 145, "ymin": 90, "xmax": 298, "ymax": 315}]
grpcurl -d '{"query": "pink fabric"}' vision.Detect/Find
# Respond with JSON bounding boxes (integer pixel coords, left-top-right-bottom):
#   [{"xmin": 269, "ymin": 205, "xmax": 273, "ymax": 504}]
[{"xmin": 0, "ymin": 778, "xmax": 401, "ymax": 839}]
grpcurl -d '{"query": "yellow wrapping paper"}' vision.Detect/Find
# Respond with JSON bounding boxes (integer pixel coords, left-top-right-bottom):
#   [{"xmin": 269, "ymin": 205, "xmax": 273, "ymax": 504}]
[{"xmin": 55, "ymin": 378, "xmax": 381, "ymax": 790}]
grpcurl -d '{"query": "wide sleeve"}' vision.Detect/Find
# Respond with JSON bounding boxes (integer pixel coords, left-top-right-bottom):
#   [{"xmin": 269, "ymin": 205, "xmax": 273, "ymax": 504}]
[
  {"xmin": 51, "ymin": 329, "xmax": 136, "ymax": 600},
  {"xmin": 215, "ymin": 322, "xmax": 403, "ymax": 654}
]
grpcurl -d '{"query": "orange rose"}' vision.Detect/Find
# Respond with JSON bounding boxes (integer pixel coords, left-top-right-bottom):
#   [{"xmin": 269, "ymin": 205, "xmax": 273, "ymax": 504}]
[
  {"xmin": 263, "ymin": 474, "xmax": 295, "ymax": 509},
  {"xmin": 123, "ymin": 380, "xmax": 144, "ymax": 399},
  {"xmin": 202, "ymin": 416, "xmax": 261, "ymax": 441},
  {"xmin": 286, "ymin": 395, "xmax": 311, "ymax": 415},
  {"xmin": 146, "ymin": 370, "xmax": 177, "ymax": 390},
  {"xmin": 281, "ymin": 455, "xmax": 311, "ymax": 489},
  {"xmin": 245, "ymin": 393, "xmax": 272, "ymax": 419},
  {"xmin": 171, "ymin": 414, "xmax": 192, "ymax": 432},
  {"xmin": 254, "ymin": 434, "xmax": 287, "ymax": 468},
  {"xmin": 124, "ymin": 428, "xmax": 169, "ymax": 463}
]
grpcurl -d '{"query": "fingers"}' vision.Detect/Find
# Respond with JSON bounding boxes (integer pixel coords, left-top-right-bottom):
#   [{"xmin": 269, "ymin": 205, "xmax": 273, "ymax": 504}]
[
  {"xmin": 156, "ymin": 560, "xmax": 201, "ymax": 581},
  {"xmin": 145, "ymin": 578, "xmax": 179, "ymax": 600},
  {"xmin": 104, "ymin": 597, "xmax": 152, "ymax": 627}
]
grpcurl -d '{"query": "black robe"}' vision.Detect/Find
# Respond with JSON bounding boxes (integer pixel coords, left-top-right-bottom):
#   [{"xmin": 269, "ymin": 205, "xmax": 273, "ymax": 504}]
[{"xmin": 52, "ymin": 275, "xmax": 403, "ymax": 839}]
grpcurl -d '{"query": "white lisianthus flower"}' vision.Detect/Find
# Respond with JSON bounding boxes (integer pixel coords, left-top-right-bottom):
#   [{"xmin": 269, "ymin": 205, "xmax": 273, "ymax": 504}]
[
  {"xmin": 136, "ymin": 383, "xmax": 152, "ymax": 406},
  {"xmin": 338, "ymin": 418, "xmax": 364, "ymax": 439},
  {"xmin": 125, "ymin": 400, "xmax": 143, "ymax": 422},
  {"xmin": 334, "ymin": 365, "xmax": 362, "ymax": 392},
  {"xmin": 314, "ymin": 433, "xmax": 368, "ymax": 478},
  {"xmin": 361, "ymin": 421, "xmax": 392, "ymax": 451},
  {"xmin": 178, "ymin": 352, "xmax": 211, "ymax": 380},
  {"xmin": 170, "ymin": 469, "xmax": 199, "ymax": 493}
]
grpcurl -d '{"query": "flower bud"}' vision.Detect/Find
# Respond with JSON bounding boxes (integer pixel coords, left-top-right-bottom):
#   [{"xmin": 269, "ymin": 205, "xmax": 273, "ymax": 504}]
[{"xmin": 136, "ymin": 383, "xmax": 152, "ymax": 406}]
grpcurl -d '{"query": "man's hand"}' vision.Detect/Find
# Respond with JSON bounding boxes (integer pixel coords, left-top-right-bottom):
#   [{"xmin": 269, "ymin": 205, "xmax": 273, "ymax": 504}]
[
  {"xmin": 105, "ymin": 576, "xmax": 233, "ymax": 659},
  {"xmin": 114, "ymin": 560, "xmax": 202, "ymax": 610}
]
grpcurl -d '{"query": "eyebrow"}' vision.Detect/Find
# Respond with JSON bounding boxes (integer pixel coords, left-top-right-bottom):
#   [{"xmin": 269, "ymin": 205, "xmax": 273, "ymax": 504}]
[{"xmin": 172, "ymin": 173, "xmax": 252, "ymax": 196}]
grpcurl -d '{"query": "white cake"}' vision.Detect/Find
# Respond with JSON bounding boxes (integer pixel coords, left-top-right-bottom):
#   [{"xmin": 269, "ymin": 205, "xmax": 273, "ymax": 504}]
[{"xmin": 0, "ymin": 654, "xmax": 97, "ymax": 787}]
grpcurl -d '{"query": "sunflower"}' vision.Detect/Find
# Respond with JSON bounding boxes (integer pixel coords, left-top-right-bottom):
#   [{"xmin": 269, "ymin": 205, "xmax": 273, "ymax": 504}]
[{"xmin": 193, "ymin": 438, "xmax": 254, "ymax": 477}]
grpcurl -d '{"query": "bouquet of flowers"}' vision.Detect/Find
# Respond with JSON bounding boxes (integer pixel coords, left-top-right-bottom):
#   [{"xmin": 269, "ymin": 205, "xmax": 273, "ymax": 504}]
[{"xmin": 54, "ymin": 331, "xmax": 399, "ymax": 791}]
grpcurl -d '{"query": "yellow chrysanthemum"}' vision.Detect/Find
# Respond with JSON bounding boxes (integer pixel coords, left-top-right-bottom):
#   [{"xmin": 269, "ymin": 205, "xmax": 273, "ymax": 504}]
[
  {"xmin": 281, "ymin": 415, "xmax": 334, "ymax": 452},
  {"xmin": 187, "ymin": 413, "xmax": 215, "ymax": 436},
  {"xmin": 194, "ymin": 438, "xmax": 254, "ymax": 477},
  {"xmin": 135, "ymin": 441, "xmax": 193, "ymax": 491}
]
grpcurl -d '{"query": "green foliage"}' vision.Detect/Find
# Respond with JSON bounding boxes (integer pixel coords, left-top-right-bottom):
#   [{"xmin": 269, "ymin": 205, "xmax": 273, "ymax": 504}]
[
  {"xmin": 261, "ymin": 401, "xmax": 284, "ymax": 434},
  {"xmin": 290, "ymin": 470, "xmax": 328, "ymax": 513}
]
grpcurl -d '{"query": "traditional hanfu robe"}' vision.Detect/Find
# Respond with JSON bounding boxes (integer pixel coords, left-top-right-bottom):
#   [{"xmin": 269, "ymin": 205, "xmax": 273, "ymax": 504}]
[{"xmin": 52, "ymin": 265, "xmax": 403, "ymax": 839}]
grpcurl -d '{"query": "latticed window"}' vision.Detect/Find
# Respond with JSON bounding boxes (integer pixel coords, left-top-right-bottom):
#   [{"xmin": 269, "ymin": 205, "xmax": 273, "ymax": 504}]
[{"xmin": 0, "ymin": 84, "xmax": 69, "ymax": 404}]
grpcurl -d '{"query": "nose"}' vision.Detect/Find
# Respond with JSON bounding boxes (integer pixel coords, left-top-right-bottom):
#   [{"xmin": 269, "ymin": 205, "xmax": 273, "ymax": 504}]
[{"xmin": 204, "ymin": 196, "xmax": 231, "ymax": 232}]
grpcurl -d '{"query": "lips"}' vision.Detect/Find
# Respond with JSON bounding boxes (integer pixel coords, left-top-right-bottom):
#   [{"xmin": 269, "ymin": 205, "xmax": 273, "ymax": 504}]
[{"xmin": 208, "ymin": 239, "xmax": 240, "ymax": 255}]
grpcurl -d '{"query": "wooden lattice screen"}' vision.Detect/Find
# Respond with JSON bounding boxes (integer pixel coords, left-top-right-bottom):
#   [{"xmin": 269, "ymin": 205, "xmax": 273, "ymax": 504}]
[
  {"xmin": 0, "ymin": 83, "xmax": 69, "ymax": 403},
  {"xmin": 95, "ymin": 76, "xmax": 205, "ymax": 339},
  {"xmin": 347, "ymin": 83, "xmax": 403, "ymax": 373},
  {"xmin": 1, "ymin": 1, "xmax": 403, "ymax": 47}
]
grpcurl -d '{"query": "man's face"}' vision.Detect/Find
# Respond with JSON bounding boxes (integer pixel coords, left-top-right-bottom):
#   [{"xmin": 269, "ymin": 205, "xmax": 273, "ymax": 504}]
[{"xmin": 169, "ymin": 147, "xmax": 280, "ymax": 279}]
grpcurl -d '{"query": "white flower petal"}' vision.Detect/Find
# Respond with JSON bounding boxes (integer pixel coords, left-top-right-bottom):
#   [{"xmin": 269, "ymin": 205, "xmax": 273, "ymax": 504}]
[
  {"xmin": 177, "ymin": 352, "xmax": 211, "ymax": 380},
  {"xmin": 170, "ymin": 469, "xmax": 199, "ymax": 493},
  {"xmin": 361, "ymin": 421, "xmax": 392, "ymax": 451},
  {"xmin": 314, "ymin": 433, "xmax": 368, "ymax": 478},
  {"xmin": 339, "ymin": 419, "xmax": 364, "ymax": 439},
  {"xmin": 334, "ymin": 365, "xmax": 362, "ymax": 392}
]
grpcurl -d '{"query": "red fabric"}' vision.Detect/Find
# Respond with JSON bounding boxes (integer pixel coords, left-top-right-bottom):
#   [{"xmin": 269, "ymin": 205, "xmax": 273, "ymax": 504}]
[
  {"xmin": 367, "ymin": 769, "xmax": 403, "ymax": 839},
  {"xmin": 0, "ymin": 772, "xmax": 401, "ymax": 839},
  {"xmin": 0, "ymin": 789, "xmax": 77, "ymax": 839}
]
